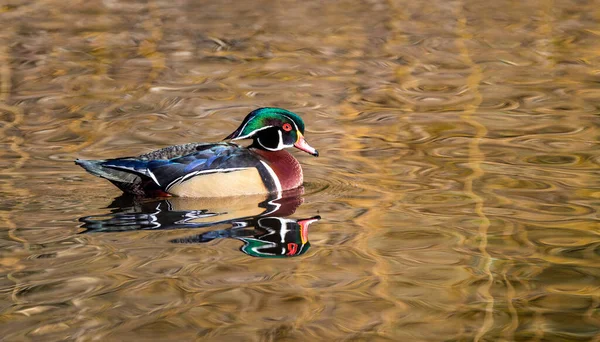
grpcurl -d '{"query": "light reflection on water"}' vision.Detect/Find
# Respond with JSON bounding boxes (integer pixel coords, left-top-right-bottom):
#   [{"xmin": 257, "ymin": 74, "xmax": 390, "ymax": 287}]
[{"xmin": 1, "ymin": 0, "xmax": 599, "ymax": 340}]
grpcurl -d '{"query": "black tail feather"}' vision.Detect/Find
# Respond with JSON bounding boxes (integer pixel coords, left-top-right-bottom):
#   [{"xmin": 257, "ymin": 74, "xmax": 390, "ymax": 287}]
[{"xmin": 76, "ymin": 159, "xmax": 145, "ymax": 195}]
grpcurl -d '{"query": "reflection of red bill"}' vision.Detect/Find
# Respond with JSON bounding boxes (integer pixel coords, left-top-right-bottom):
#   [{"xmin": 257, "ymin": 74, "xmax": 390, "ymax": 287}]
[
  {"xmin": 287, "ymin": 243, "xmax": 298, "ymax": 256},
  {"xmin": 297, "ymin": 215, "xmax": 321, "ymax": 244},
  {"xmin": 294, "ymin": 133, "xmax": 319, "ymax": 157}
]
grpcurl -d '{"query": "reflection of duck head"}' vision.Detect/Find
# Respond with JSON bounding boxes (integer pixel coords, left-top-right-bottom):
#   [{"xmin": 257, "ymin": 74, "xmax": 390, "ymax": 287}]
[
  {"xmin": 240, "ymin": 216, "xmax": 320, "ymax": 258},
  {"xmin": 172, "ymin": 216, "xmax": 320, "ymax": 258},
  {"xmin": 79, "ymin": 189, "xmax": 320, "ymax": 258}
]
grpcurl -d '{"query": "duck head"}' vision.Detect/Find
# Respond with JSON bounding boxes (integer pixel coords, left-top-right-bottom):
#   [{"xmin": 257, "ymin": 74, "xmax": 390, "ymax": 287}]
[{"xmin": 225, "ymin": 107, "xmax": 319, "ymax": 156}]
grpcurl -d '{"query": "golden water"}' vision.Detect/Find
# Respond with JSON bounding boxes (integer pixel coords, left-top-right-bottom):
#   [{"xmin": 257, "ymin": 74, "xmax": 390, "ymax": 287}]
[{"xmin": 1, "ymin": 0, "xmax": 599, "ymax": 340}]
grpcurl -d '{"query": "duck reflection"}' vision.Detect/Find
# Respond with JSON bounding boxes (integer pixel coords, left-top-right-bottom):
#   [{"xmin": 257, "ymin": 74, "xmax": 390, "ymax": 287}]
[
  {"xmin": 79, "ymin": 190, "xmax": 320, "ymax": 258},
  {"xmin": 171, "ymin": 216, "xmax": 318, "ymax": 258}
]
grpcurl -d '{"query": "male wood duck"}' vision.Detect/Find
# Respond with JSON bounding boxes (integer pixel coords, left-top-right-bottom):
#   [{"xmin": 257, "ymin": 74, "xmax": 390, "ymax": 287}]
[{"xmin": 76, "ymin": 107, "xmax": 318, "ymax": 197}]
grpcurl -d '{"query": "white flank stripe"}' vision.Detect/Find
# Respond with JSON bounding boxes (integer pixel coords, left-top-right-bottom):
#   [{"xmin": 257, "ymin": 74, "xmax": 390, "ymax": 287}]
[
  {"xmin": 264, "ymin": 194, "xmax": 282, "ymax": 215},
  {"xmin": 165, "ymin": 167, "xmax": 250, "ymax": 191},
  {"xmin": 147, "ymin": 170, "xmax": 161, "ymax": 186}
]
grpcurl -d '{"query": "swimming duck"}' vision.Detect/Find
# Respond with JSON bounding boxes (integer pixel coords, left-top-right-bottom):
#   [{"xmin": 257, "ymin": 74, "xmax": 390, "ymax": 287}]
[{"xmin": 75, "ymin": 107, "xmax": 318, "ymax": 197}]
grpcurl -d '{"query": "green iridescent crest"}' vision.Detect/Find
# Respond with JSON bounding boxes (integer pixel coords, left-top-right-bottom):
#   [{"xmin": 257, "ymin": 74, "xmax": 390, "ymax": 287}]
[{"xmin": 225, "ymin": 107, "xmax": 305, "ymax": 140}]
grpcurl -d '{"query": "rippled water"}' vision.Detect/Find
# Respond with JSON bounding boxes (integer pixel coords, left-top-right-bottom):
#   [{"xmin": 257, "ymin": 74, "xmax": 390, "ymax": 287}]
[{"xmin": 1, "ymin": 0, "xmax": 599, "ymax": 340}]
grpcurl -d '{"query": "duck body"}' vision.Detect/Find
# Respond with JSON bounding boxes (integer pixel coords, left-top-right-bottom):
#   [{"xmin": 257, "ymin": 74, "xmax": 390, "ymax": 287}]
[
  {"xmin": 77, "ymin": 142, "xmax": 302, "ymax": 197},
  {"xmin": 76, "ymin": 108, "xmax": 318, "ymax": 198}
]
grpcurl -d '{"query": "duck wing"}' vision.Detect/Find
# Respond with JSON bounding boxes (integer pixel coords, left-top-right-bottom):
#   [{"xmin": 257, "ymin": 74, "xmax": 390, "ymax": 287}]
[{"xmin": 100, "ymin": 143, "xmax": 263, "ymax": 193}]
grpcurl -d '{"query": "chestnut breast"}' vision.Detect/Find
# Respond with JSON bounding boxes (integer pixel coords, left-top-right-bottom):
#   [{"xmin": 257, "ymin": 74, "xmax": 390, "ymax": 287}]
[{"xmin": 252, "ymin": 149, "xmax": 304, "ymax": 191}]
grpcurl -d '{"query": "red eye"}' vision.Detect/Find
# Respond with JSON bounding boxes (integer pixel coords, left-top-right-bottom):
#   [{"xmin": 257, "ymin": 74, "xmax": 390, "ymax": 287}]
[{"xmin": 282, "ymin": 123, "xmax": 292, "ymax": 132}]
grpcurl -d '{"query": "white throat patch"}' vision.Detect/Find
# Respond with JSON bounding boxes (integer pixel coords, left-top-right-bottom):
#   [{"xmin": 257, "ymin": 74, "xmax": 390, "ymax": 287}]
[{"xmin": 256, "ymin": 130, "xmax": 292, "ymax": 151}]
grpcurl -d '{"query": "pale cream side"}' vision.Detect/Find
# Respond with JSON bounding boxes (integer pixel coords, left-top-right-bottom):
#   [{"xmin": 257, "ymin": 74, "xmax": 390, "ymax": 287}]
[
  {"xmin": 165, "ymin": 195, "xmax": 270, "ymax": 221},
  {"xmin": 167, "ymin": 168, "xmax": 269, "ymax": 197}
]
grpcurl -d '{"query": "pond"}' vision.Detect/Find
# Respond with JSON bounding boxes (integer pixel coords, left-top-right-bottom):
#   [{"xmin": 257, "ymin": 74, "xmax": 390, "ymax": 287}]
[{"xmin": 1, "ymin": 0, "xmax": 599, "ymax": 340}]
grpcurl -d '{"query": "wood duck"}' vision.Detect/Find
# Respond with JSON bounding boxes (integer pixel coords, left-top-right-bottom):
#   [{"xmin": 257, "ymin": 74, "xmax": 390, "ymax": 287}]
[{"xmin": 75, "ymin": 107, "xmax": 318, "ymax": 197}]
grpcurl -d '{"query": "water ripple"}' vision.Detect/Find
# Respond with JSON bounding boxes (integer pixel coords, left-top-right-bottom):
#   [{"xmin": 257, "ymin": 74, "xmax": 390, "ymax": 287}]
[{"xmin": 2, "ymin": 0, "xmax": 600, "ymax": 340}]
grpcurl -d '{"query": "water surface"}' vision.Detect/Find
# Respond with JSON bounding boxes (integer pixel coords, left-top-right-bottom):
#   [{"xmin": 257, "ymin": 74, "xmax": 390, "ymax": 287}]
[{"xmin": 1, "ymin": 0, "xmax": 599, "ymax": 340}]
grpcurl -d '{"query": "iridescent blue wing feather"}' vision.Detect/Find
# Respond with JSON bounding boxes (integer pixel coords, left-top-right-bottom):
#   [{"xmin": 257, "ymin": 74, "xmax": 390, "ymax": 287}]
[
  {"xmin": 77, "ymin": 142, "xmax": 262, "ymax": 195},
  {"xmin": 145, "ymin": 143, "xmax": 262, "ymax": 191}
]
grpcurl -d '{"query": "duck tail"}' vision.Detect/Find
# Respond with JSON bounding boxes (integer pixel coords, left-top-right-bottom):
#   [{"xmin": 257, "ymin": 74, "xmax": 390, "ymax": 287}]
[
  {"xmin": 75, "ymin": 159, "xmax": 146, "ymax": 195},
  {"xmin": 75, "ymin": 159, "xmax": 109, "ymax": 178},
  {"xmin": 76, "ymin": 159, "xmax": 132, "ymax": 181}
]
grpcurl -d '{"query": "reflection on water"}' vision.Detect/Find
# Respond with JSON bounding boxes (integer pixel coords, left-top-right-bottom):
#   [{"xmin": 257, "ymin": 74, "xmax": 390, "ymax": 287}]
[
  {"xmin": 171, "ymin": 216, "xmax": 317, "ymax": 258},
  {"xmin": 1, "ymin": 0, "xmax": 600, "ymax": 340},
  {"xmin": 80, "ymin": 194, "xmax": 318, "ymax": 258}
]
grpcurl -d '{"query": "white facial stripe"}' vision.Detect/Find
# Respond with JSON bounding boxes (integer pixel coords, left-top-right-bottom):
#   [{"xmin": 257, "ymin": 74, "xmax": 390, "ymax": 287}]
[
  {"xmin": 279, "ymin": 114, "xmax": 300, "ymax": 132},
  {"xmin": 277, "ymin": 130, "xmax": 284, "ymax": 149},
  {"xmin": 233, "ymin": 114, "xmax": 255, "ymax": 140},
  {"xmin": 231, "ymin": 111, "xmax": 302, "ymax": 140},
  {"xmin": 232, "ymin": 125, "xmax": 274, "ymax": 140},
  {"xmin": 256, "ymin": 136, "xmax": 277, "ymax": 151},
  {"xmin": 256, "ymin": 130, "xmax": 293, "ymax": 152}
]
